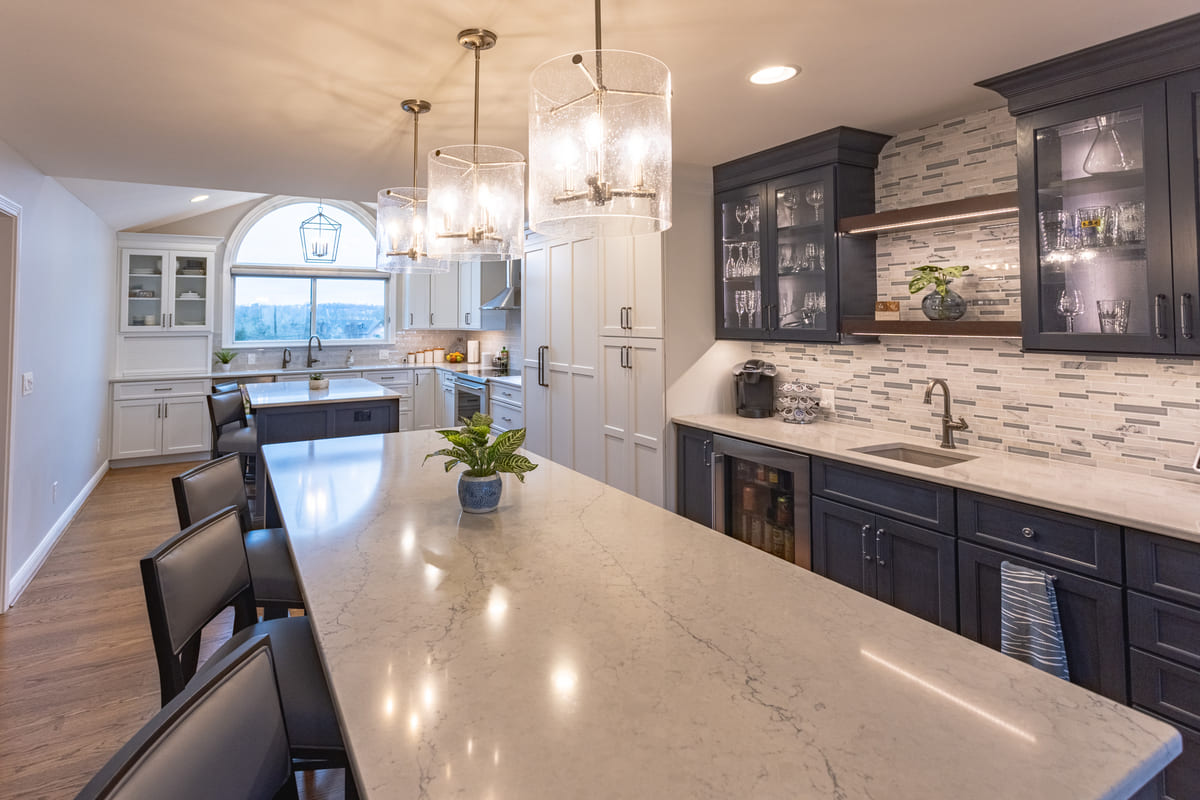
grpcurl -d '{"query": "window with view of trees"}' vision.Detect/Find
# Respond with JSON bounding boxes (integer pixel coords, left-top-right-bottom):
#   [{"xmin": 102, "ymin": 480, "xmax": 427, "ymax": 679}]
[{"xmin": 228, "ymin": 200, "xmax": 389, "ymax": 344}]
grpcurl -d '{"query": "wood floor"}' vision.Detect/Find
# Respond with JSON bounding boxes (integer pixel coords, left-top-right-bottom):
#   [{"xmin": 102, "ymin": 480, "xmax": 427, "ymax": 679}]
[{"xmin": 0, "ymin": 462, "xmax": 345, "ymax": 799}]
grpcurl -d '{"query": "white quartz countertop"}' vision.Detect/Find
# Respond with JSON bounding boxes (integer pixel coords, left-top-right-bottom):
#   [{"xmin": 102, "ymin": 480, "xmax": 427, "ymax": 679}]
[
  {"xmin": 245, "ymin": 377, "xmax": 399, "ymax": 409},
  {"xmin": 112, "ymin": 363, "xmax": 519, "ymax": 385},
  {"xmin": 261, "ymin": 431, "xmax": 1180, "ymax": 800},
  {"xmin": 676, "ymin": 413, "xmax": 1200, "ymax": 545}
]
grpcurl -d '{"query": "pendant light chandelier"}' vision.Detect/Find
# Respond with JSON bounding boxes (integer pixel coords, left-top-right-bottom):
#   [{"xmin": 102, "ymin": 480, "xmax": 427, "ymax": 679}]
[
  {"xmin": 427, "ymin": 29, "xmax": 526, "ymax": 261},
  {"xmin": 299, "ymin": 201, "xmax": 342, "ymax": 263},
  {"xmin": 376, "ymin": 99, "xmax": 449, "ymax": 274},
  {"xmin": 528, "ymin": 0, "xmax": 672, "ymax": 237}
]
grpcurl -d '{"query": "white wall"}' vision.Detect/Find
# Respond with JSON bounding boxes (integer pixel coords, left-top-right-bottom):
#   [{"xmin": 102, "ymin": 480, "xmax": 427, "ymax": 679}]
[{"xmin": 0, "ymin": 137, "xmax": 115, "ymax": 604}]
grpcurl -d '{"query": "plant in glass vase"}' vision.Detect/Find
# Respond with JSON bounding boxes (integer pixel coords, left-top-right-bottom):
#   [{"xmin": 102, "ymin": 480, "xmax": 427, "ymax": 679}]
[
  {"xmin": 908, "ymin": 264, "xmax": 970, "ymax": 321},
  {"xmin": 424, "ymin": 413, "xmax": 538, "ymax": 513}
]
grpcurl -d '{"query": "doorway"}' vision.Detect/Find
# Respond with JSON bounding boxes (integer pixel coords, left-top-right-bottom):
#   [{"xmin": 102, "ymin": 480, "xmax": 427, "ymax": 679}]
[{"xmin": 0, "ymin": 195, "xmax": 19, "ymax": 612}]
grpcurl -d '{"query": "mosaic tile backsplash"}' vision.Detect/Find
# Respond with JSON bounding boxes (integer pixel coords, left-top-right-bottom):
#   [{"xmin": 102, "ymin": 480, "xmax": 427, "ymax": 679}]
[{"xmin": 752, "ymin": 107, "xmax": 1200, "ymax": 485}]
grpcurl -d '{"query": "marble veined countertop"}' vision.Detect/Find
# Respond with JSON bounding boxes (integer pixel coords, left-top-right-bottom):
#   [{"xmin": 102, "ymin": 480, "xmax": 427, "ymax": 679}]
[
  {"xmin": 676, "ymin": 413, "xmax": 1200, "ymax": 545},
  {"xmin": 245, "ymin": 377, "xmax": 398, "ymax": 409},
  {"xmin": 261, "ymin": 431, "xmax": 1179, "ymax": 799}
]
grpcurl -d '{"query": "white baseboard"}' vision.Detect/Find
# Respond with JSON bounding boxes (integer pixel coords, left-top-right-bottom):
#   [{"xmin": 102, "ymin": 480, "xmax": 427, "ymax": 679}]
[{"xmin": 6, "ymin": 460, "xmax": 109, "ymax": 608}]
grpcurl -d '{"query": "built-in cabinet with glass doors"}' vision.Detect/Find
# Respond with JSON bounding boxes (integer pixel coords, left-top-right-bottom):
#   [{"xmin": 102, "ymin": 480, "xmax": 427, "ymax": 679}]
[
  {"xmin": 712, "ymin": 129, "xmax": 889, "ymax": 342},
  {"xmin": 120, "ymin": 245, "xmax": 217, "ymax": 333}
]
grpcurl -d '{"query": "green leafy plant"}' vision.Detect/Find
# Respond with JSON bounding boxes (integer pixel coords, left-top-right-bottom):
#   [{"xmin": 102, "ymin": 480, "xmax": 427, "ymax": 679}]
[
  {"xmin": 309, "ymin": 373, "xmax": 324, "ymax": 380},
  {"xmin": 424, "ymin": 413, "xmax": 538, "ymax": 482},
  {"xmin": 214, "ymin": 349, "xmax": 236, "ymax": 364},
  {"xmin": 908, "ymin": 264, "xmax": 970, "ymax": 298}
]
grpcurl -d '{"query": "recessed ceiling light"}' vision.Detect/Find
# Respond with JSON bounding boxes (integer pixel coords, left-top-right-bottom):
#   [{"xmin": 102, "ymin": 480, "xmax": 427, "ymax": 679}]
[
  {"xmin": 749, "ymin": 65, "xmax": 799, "ymax": 85},
  {"xmin": 190, "ymin": 194, "xmax": 210, "ymax": 203}
]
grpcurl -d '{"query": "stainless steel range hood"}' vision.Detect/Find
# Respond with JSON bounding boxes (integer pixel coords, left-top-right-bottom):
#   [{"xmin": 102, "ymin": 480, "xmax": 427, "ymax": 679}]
[{"xmin": 481, "ymin": 258, "xmax": 520, "ymax": 310}]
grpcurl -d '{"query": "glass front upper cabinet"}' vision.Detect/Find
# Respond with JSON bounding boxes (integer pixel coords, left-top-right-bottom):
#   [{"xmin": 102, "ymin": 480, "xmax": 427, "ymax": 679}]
[
  {"xmin": 1021, "ymin": 84, "xmax": 1175, "ymax": 353},
  {"xmin": 770, "ymin": 173, "xmax": 834, "ymax": 339},
  {"xmin": 122, "ymin": 250, "xmax": 165, "ymax": 330},
  {"xmin": 170, "ymin": 252, "xmax": 211, "ymax": 328},
  {"xmin": 715, "ymin": 185, "xmax": 768, "ymax": 338},
  {"xmin": 120, "ymin": 248, "xmax": 214, "ymax": 333}
]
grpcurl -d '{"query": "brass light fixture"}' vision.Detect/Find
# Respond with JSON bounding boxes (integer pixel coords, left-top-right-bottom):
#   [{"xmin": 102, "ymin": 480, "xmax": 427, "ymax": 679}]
[
  {"xmin": 528, "ymin": 0, "xmax": 672, "ymax": 237},
  {"xmin": 299, "ymin": 200, "xmax": 342, "ymax": 263},
  {"xmin": 376, "ymin": 99, "xmax": 449, "ymax": 274},
  {"xmin": 427, "ymin": 29, "xmax": 526, "ymax": 261}
]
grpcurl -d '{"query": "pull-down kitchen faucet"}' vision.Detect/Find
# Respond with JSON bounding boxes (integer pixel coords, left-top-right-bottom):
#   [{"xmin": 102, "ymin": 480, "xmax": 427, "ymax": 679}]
[
  {"xmin": 923, "ymin": 378, "xmax": 969, "ymax": 449},
  {"xmin": 282, "ymin": 348, "xmax": 292, "ymax": 369},
  {"xmin": 306, "ymin": 335, "xmax": 322, "ymax": 368}
]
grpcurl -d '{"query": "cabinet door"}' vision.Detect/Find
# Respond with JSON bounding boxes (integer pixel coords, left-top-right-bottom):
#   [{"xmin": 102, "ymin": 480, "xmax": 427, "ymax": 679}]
[
  {"xmin": 439, "ymin": 384, "xmax": 455, "ymax": 428},
  {"xmin": 676, "ymin": 425, "xmax": 714, "ymax": 527},
  {"xmin": 412, "ymin": 369, "xmax": 437, "ymax": 430},
  {"xmin": 397, "ymin": 409, "xmax": 414, "ymax": 432},
  {"xmin": 404, "ymin": 273, "xmax": 431, "ymax": 329},
  {"xmin": 1167, "ymin": 69, "xmax": 1200, "ymax": 356},
  {"xmin": 714, "ymin": 185, "xmax": 769, "ymax": 339},
  {"xmin": 121, "ymin": 250, "xmax": 167, "ymax": 332},
  {"xmin": 765, "ymin": 167, "xmax": 839, "ymax": 342},
  {"xmin": 599, "ymin": 338, "xmax": 632, "ymax": 494},
  {"xmin": 430, "ymin": 268, "xmax": 459, "ymax": 329},
  {"xmin": 598, "ymin": 237, "xmax": 631, "ymax": 337},
  {"xmin": 112, "ymin": 399, "xmax": 163, "ymax": 458},
  {"xmin": 811, "ymin": 497, "xmax": 874, "ymax": 597},
  {"xmin": 873, "ymin": 515, "xmax": 957, "ymax": 631},
  {"xmin": 458, "ymin": 261, "xmax": 481, "ymax": 329},
  {"xmin": 168, "ymin": 251, "xmax": 212, "ymax": 330},
  {"xmin": 629, "ymin": 233, "xmax": 664, "ymax": 338},
  {"xmin": 521, "ymin": 240, "xmax": 550, "ymax": 458},
  {"xmin": 1018, "ymin": 82, "xmax": 1175, "ymax": 354},
  {"xmin": 628, "ymin": 338, "xmax": 664, "ymax": 505},
  {"xmin": 958, "ymin": 541, "xmax": 1127, "ymax": 702},
  {"xmin": 161, "ymin": 397, "xmax": 211, "ymax": 454}
]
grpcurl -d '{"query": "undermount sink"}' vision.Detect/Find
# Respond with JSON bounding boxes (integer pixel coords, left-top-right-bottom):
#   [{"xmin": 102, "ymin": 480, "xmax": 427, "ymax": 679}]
[{"xmin": 850, "ymin": 442, "xmax": 977, "ymax": 469}]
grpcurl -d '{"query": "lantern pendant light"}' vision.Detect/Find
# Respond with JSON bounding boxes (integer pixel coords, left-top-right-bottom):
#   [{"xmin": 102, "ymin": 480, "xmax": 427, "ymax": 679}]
[
  {"xmin": 427, "ymin": 29, "xmax": 526, "ymax": 261},
  {"xmin": 528, "ymin": 0, "xmax": 672, "ymax": 237},
  {"xmin": 300, "ymin": 200, "xmax": 342, "ymax": 263},
  {"xmin": 376, "ymin": 99, "xmax": 449, "ymax": 274}
]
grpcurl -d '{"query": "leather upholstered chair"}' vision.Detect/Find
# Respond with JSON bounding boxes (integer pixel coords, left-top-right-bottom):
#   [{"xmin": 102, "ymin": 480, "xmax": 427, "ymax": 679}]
[
  {"xmin": 208, "ymin": 389, "xmax": 256, "ymax": 463},
  {"xmin": 139, "ymin": 507, "xmax": 356, "ymax": 798},
  {"xmin": 173, "ymin": 454, "xmax": 303, "ymax": 620},
  {"xmin": 74, "ymin": 635, "xmax": 299, "ymax": 800}
]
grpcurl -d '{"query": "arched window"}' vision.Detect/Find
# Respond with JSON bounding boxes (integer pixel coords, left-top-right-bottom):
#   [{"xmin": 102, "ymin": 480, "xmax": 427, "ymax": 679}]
[{"xmin": 222, "ymin": 197, "xmax": 391, "ymax": 345}]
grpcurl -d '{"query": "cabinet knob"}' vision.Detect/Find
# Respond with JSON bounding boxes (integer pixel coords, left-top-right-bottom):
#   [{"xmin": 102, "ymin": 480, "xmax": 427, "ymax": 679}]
[{"xmin": 1021, "ymin": 526, "xmax": 1036, "ymax": 539}]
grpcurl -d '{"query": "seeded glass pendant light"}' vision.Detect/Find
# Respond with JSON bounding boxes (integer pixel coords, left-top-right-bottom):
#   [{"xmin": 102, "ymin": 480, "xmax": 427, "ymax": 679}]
[
  {"xmin": 376, "ymin": 99, "xmax": 449, "ymax": 274},
  {"xmin": 299, "ymin": 201, "xmax": 341, "ymax": 263},
  {"xmin": 427, "ymin": 29, "xmax": 526, "ymax": 261},
  {"xmin": 528, "ymin": 0, "xmax": 672, "ymax": 237}
]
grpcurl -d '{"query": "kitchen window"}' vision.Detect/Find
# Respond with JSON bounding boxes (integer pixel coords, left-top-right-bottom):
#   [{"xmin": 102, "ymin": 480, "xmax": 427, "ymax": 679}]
[{"xmin": 223, "ymin": 197, "xmax": 393, "ymax": 345}]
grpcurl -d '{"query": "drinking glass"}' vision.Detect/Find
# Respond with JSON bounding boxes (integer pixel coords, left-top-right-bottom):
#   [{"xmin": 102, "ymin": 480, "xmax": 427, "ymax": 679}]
[
  {"xmin": 1116, "ymin": 201, "xmax": 1145, "ymax": 244},
  {"xmin": 724, "ymin": 245, "xmax": 736, "ymax": 279},
  {"xmin": 1038, "ymin": 210, "xmax": 1076, "ymax": 253},
  {"xmin": 734, "ymin": 291, "xmax": 747, "ymax": 328},
  {"xmin": 750, "ymin": 291, "xmax": 762, "ymax": 326},
  {"xmin": 1055, "ymin": 289, "xmax": 1083, "ymax": 332},
  {"xmin": 805, "ymin": 186, "xmax": 824, "ymax": 223},
  {"xmin": 1096, "ymin": 298, "xmax": 1130, "ymax": 334},
  {"xmin": 802, "ymin": 242, "xmax": 818, "ymax": 272},
  {"xmin": 778, "ymin": 190, "xmax": 798, "ymax": 227},
  {"xmin": 735, "ymin": 204, "xmax": 748, "ymax": 236},
  {"xmin": 1077, "ymin": 205, "xmax": 1115, "ymax": 248},
  {"xmin": 750, "ymin": 204, "xmax": 760, "ymax": 232},
  {"xmin": 749, "ymin": 242, "xmax": 760, "ymax": 275}
]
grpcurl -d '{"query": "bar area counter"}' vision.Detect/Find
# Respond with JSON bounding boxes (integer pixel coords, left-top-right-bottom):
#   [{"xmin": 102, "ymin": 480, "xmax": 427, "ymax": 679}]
[{"xmin": 261, "ymin": 431, "xmax": 1179, "ymax": 799}]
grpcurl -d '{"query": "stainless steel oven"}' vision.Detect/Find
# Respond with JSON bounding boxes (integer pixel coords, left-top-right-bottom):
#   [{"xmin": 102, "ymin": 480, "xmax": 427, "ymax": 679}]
[
  {"xmin": 454, "ymin": 373, "xmax": 488, "ymax": 422},
  {"xmin": 712, "ymin": 434, "xmax": 812, "ymax": 569}
]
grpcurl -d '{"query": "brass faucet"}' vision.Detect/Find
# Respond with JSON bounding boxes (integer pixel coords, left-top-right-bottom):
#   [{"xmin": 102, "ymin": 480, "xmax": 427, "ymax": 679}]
[
  {"xmin": 306, "ymin": 335, "xmax": 322, "ymax": 368},
  {"xmin": 923, "ymin": 378, "xmax": 970, "ymax": 449}
]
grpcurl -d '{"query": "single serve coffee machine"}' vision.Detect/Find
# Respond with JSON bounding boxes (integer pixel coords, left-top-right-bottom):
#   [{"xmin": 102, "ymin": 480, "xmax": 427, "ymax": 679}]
[{"xmin": 734, "ymin": 359, "xmax": 777, "ymax": 418}]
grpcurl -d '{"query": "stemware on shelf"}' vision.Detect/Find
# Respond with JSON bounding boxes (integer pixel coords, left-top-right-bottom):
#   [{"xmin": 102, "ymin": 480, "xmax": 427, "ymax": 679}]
[
  {"xmin": 1055, "ymin": 289, "xmax": 1084, "ymax": 332},
  {"xmin": 1097, "ymin": 298, "xmax": 1131, "ymax": 334},
  {"xmin": 734, "ymin": 290, "xmax": 747, "ymax": 328},
  {"xmin": 805, "ymin": 186, "xmax": 824, "ymax": 223},
  {"xmin": 1083, "ymin": 115, "xmax": 1140, "ymax": 175},
  {"xmin": 735, "ymin": 204, "xmax": 748, "ymax": 236}
]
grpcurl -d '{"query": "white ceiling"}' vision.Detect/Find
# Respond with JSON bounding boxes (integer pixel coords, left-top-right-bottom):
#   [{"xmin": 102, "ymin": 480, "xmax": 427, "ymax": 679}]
[
  {"xmin": 53, "ymin": 178, "xmax": 264, "ymax": 231},
  {"xmin": 1, "ymin": 1, "xmax": 1196, "ymax": 209}
]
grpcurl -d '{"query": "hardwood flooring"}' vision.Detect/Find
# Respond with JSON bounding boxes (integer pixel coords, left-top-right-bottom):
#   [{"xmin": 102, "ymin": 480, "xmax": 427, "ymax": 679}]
[{"xmin": 0, "ymin": 463, "xmax": 344, "ymax": 799}]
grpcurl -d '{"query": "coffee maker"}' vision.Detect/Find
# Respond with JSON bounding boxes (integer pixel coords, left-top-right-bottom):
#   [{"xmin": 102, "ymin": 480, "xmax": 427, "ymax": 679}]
[{"xmin": 734, "ymin": 360, "xmax": 777, "ymax": 418}]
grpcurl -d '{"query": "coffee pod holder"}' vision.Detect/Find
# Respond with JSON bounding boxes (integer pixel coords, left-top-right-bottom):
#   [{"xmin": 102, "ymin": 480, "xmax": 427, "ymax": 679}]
[{"xmin": 776, "ymin": 381, "xmax": 821, "ymax": 424}]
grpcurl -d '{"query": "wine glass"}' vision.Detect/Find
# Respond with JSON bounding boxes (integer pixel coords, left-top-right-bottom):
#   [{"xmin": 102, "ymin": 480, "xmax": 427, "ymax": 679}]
[
  {"xmin": 724, "ymin": 245, "xmax": 736, "ymax": 279},
  {"xmin": 750, "ymin": 204, "xmax": 760, "ymax": 232},
  {"xmin": 779, "ymin": 190, "xmax": 798, "ymax": 227},
  {"xmin": 735, "ymin": 204, "xmax": 748, "ymax": 236},
  {"xmin": 805, "ymin": 186, "xmax": 824, "ymax": 223},
  {"xmin": 750, "ymin": 291, "xmax": 762, "ymax": 326},
  {"xmin": 734, "ymin": 290, "xmax": 747, "ymax": 328},
  {"xmin": 1056, "ymin": 289, "xmax": 1084, "ymax": 332}
]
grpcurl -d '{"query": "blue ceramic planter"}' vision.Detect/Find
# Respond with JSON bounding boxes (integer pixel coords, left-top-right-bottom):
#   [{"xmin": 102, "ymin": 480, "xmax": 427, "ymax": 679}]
[{"xmin": 458, "ymin": 473, "xmax": 502, "ymax": 514}]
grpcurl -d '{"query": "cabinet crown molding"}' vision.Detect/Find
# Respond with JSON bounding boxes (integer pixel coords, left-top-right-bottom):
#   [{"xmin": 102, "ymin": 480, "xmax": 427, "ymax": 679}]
[{"xmin": 713, "ymin": 126, "xmax": 891, "ymax": 192}]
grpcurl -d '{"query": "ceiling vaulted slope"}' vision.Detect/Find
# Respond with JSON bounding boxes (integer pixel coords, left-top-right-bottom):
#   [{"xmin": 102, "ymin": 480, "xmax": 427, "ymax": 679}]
[{"xmin": 0, "ymin": 1, "xmax": 1195, "ymax": 202}]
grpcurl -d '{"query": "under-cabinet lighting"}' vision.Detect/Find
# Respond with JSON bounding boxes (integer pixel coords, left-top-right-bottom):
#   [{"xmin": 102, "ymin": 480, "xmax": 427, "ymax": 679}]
[
  {"xmin": 847, "ymin": 206, "xmax": 1019, "ymax": 235},
  {"xmin": 749, "ymin": 65, "xmax": 799, "ymax": 85}
]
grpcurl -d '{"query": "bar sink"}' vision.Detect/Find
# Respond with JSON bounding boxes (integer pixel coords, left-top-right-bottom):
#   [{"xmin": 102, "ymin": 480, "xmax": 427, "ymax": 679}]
[{"xmin": 850, "ymin": 442, "xmax": 977, "ymax": 468}]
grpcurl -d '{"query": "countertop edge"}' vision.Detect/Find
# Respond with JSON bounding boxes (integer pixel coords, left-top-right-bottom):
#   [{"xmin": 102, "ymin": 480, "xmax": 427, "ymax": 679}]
[{"xmin": 673, "ymin": 413, "xmax": 1200, "ymax": 546}]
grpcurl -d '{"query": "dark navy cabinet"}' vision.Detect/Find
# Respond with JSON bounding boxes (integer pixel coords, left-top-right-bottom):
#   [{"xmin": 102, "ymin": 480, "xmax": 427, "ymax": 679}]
[{"xmin": 675, "ymin": 425, "xmax": 713, "ymax": 527}]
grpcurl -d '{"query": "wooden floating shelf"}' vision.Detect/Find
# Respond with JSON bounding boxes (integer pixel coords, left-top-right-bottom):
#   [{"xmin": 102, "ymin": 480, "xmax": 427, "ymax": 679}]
[
  {"xmin": 837, "ymin": 192, "xmax": 1020, "ymax": 235},
  {"xmin": 841, "ymin": 317, "xmax": 1022, "ymax": 337}
]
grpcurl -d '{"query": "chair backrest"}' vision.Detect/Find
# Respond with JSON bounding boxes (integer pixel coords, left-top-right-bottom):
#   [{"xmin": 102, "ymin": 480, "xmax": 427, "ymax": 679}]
[
  {"xmin": 208, "ymin": 389, "xmax": 246, "ymax": 433},
  {"xmin": 211, "ymin": 380, "xmax": 239, "ymax": 394},
  {"xmin": 140, "ymin": 506, "xmax": 257, "ymax": 705},
  {"xmin": 75, "ymin": 635, "xmax": 297, "ymax": 800},
  {"xmin": 172, "ymin": 454, "xmax": 252, "ymax": 532}
]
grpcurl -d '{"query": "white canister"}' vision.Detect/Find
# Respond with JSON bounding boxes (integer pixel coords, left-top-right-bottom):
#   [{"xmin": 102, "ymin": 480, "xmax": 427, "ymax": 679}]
[
  {"xmin": 467, "ymin": 340, "xmax": 480, "ymax": 363},
  {"xmin": 433, "ymin": 347, "xmax": 446, "ymax": 362}
]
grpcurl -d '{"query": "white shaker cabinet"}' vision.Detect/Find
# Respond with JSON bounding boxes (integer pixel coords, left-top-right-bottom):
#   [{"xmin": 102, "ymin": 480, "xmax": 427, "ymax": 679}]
[
  {"xmin": 118, "ymin": 234, "xmax": 221, "ymax": 333},
  {"xmin": 438, "ymin": 370, "xmax": 456, "ymax": 428},
  {"xmin": 403, "ymin": 273, "xmax": 432, "ymax": 330},
  {"xmin": 599, "ymin": 337, "xmax": 665, "ymax": 505},
  {"xmin": 365, "ymin": 371, "xmax": 414, "ymax": 431},
  {"xmin": 521, "ymin": 234, "xmax": 602, "ymax": 480},
  {"xmin": 111, "ymin": 379, "xmax": 211, "ymax": 461},
  {"xmin": 412, "ymin": 368, "xmax": 437, "ymax": 430},
  {"xmin": 598, "ymin": 233, "xmax": 664, "ymax": 339},
  {"xmin": 403, "ymin": 269, "xmax": 465, "ymax": 330}
]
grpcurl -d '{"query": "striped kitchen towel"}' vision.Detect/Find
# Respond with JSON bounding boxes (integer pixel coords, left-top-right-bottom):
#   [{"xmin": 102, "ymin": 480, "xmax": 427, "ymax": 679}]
[{"xmin": 999, "ymin": 560, "xmax": 1070, "ymax": 680}]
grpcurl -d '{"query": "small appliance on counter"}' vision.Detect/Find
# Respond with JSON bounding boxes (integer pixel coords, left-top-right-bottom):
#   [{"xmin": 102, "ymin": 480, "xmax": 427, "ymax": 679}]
[
  {"xmin": 467, "ymin": 339, "xmax": 480, "ymax": 363},
  {"xmin": 734, "ymin": 359, "xmax": 777, "ymax": 418}
]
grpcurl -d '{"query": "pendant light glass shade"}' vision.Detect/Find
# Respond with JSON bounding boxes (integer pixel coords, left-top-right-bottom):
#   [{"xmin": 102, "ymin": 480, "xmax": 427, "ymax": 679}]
[
  {"xmin": 300, "ymin": 204, "xmax": 342, "ymax": 263},
  {"xmin": 375, "ymin": 187, "xmax": 449, "ymax": 273},
  {"xmin": 529, "ymin": 48, "xmax": 672, "ymax": 237},
  {"xmin": 426, "ymin": 29, "xmax": 526, "ymax": 261}
]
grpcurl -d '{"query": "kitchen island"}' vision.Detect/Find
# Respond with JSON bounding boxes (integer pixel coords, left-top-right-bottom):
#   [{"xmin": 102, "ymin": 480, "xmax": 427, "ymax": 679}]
[{"xmin": 261, "ymin": 431, "xmax": 1179, "ymax": 799}]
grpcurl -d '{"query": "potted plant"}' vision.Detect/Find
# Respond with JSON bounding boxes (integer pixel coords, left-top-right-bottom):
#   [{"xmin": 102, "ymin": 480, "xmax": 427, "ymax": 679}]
[
  {"xmin": 214, "ymin": 349, "xmax": 236, "ymax": 372},
  {"xmin": 309, "ymin": 372, "xmax": 329, "ymax": 390},
  {"xmin": 424, "ymin": 413, "xmax": 537, "ymax": 514},
  {"xmin": 908, "ymin": 264, "xmax": 970, "ymax": 321}
]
